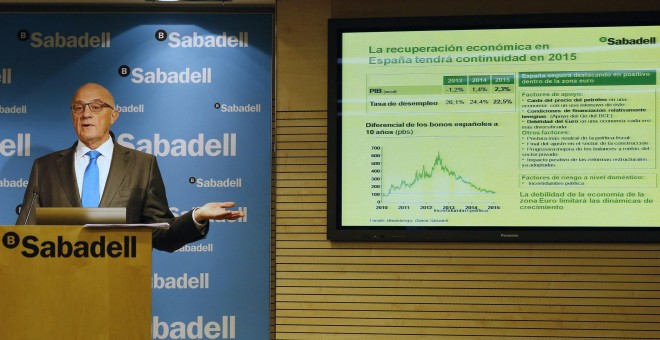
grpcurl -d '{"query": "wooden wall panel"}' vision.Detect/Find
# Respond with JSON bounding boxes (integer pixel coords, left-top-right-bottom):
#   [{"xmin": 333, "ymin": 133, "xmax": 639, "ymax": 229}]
[
  {"xmin": 274, "ymin": 0, "xmax": 660, "ymax": 339},
  {"xmin": 275, "ymin": 0, "xmax": 330, "ymax": 111}
]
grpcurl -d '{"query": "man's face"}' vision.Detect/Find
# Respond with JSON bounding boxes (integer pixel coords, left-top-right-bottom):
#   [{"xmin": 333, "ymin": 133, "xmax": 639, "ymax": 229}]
[{"xmin": 71, "ymin": 84, "xmax": 118, "ymax": 149}]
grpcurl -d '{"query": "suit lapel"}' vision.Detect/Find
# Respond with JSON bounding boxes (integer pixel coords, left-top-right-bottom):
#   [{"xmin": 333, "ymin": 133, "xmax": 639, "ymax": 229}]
[
  {"xmin": 100, "ymin": 144, "xmax": 130, "ymax": 207},
  {"xmin": 56, "ymin": 147, "xmax": 81, "ymax": 207}
]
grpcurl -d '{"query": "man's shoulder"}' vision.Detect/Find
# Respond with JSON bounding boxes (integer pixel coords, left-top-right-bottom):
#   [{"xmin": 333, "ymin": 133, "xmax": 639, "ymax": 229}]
[
  {"xmin": 34, "ymin": 145, "xmax": 74, "ymax": 162},
  {"xmin": 114, "ymin": 143, "xmax": 156, "ymax": 161}
]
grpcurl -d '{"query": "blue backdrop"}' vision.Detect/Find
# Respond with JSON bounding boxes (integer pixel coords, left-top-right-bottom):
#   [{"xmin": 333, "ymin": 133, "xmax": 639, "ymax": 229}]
[{"xmin": 0, "ymin": 12, "xmax": 272, "ymax": 339}]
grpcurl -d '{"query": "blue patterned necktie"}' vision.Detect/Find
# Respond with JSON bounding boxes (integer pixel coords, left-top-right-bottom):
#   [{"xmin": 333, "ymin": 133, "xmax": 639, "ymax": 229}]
[{"xmin": 81, "ymin": 150, "xmax": 101, "ymax": 208}]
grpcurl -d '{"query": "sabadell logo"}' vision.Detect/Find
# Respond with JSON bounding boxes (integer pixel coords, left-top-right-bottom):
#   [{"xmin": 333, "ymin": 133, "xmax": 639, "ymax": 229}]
[
  {"xmin": 0, "ymin": 68, "xmax": 12, "ymax": 84},
  {"xmin": 152, "ymin": 315, "xmax": 236, "ymax": 339},
  {"xmin": 118, "ymin": 64, "xmax": 212, "ymax": 84},
  {"xmin": 155, "ymin": 29, "xmax": 249, "ymax": 48},
  {"xmin": 600, "ymin": 36, "xmax": 657, "ymax": 45},
  {"xmin": 117, "ymin": 133, "xmax": 236, "ymax": 157},
  {"xmin": 2, "ymin": 231, "xmax": 137, "ymax": 258},
  {"xmin": 0, "ymin": 133, "xmax": 30, "ymax": 157},
  {"xmin": 18, "ymin": 29, "xmax": 111, "ymax": 48}
]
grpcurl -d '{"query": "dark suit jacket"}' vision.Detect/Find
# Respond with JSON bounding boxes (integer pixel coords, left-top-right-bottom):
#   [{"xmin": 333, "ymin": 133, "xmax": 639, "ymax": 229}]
[{"xmin": 16, "ymin": 141, "xmax": 207, "ymax": 252}]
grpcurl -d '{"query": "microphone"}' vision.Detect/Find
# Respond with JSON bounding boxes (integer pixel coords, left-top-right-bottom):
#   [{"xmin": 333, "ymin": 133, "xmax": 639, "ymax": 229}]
[{"xmin": 23, "ymin": 191, "xmax": 38, "ymax": 225}]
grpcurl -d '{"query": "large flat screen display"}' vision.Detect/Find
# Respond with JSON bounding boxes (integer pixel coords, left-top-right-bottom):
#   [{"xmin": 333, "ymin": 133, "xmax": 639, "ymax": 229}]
[{"xmin": 327, "ymin": 11, "xmax": 660, "ymax": 242}]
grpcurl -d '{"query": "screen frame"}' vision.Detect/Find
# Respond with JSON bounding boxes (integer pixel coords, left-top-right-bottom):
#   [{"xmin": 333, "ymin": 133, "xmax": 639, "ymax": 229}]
[{"xmin": 327, "ymin": 11, "xmax": 660, "ymax": 242}]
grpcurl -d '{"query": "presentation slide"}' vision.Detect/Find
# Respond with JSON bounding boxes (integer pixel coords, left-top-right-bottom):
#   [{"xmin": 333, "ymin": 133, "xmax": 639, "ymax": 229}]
[{"xmin": 340, "ymin": 25, "xmax": 659, "ymax": 228}]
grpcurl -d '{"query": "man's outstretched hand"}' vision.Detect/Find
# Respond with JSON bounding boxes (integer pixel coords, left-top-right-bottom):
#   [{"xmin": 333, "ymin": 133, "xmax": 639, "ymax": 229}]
[{"xmin": 194, "ymin": 202, "xmax": 244, "ymax": 223}]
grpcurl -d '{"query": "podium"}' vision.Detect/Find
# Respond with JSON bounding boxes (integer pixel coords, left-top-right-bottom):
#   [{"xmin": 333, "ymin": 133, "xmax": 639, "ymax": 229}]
[{"xmin": 0, "ymin": 225, "xmax": 152, "ymax": 339}]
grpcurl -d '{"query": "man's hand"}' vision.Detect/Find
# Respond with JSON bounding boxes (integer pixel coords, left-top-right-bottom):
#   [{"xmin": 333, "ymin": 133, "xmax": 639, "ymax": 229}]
[{"xmin": 194, "ymin": 202, "xmax": 245, "ymax": 224}]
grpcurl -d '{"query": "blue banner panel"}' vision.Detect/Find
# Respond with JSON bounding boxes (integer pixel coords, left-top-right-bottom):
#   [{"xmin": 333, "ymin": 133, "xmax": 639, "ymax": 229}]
[{"xmin": 0, "ymin": 12, "xmax": 272, "ymax": 339}]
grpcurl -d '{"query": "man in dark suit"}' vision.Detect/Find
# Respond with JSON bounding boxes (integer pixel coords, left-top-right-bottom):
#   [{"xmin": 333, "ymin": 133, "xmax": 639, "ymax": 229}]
[{"xmin": 16, "ymin": 82, "xmax": 244, "ymax": 252}]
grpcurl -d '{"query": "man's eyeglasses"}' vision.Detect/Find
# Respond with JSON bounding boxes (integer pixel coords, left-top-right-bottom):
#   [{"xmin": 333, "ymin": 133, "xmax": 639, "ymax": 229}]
[{"xmin": 71, "ymin": 101, "xmax": 114, "ymax": 115}]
